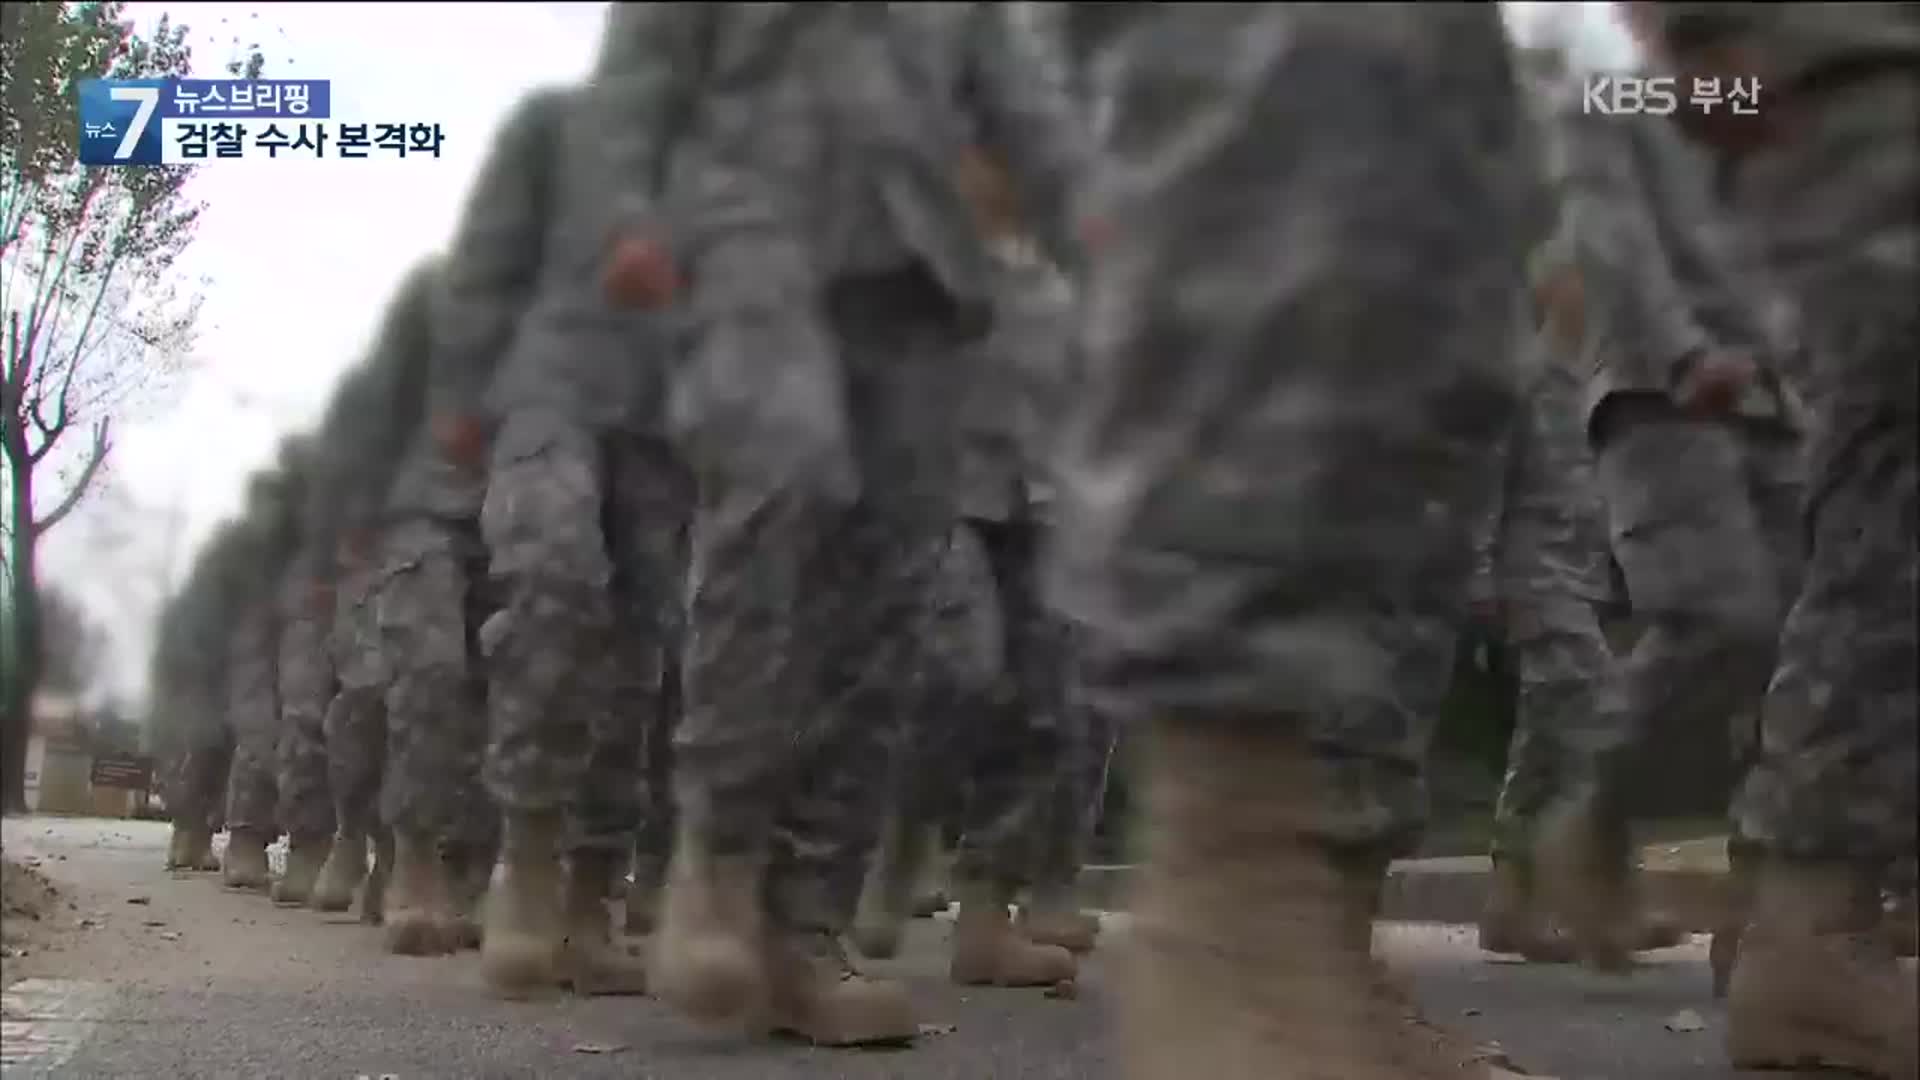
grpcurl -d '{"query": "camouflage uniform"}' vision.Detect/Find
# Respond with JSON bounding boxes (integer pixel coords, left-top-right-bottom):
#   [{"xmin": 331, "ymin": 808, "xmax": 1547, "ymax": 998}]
[
  {"xmin": 596, "ymin": 1, "xmax": 1088, "ymax": 1036},
  {"xmin": 952, "ymin": 251, "xmax": 1113, "ymax": 919},
  {"xmin": 274, "ymin": 552, "xmax": 338, "ymax": 848},
  {"xmin": 309, "ymin": 280, "xmax": 441, "ymax": 920},
  {"xmin": 458, "ymin": 85, "xmax": 685, "ymax": 994},
  {"xmin": 1050, "ymin": 6, "xmax": 1526, "ymax": 1075},
  {"xmin": 468, "ymin": 91, "xmax": 687, "ymax": 837},
  {"xmin": 371, "ymin": 518, "xmax": 491, "ymax": 848},
  {"xmin": 153, "ymin": 586, "xmax": 233, "ymax": 870},
  {"xmin": 223, "ymin": 596, "xmax": 284, "ymax": 845},
  {"xmin": 1643, "ymin": 6, "xmax": 1918, "ymax": 1076},
  {"xmin": 369, "ymin": 260, "xmax": 499, "ymax": 953},
  {"xmin": 1475, "ymin": 327, "xmax": 1624, "ymax": 865},
  {"xmin": 1553, "ymin": 80, "xmax": 1804, "ymax": 869}
]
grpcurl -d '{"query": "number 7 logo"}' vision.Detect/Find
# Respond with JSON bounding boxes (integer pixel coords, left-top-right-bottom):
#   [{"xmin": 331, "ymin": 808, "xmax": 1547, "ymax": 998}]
[{"xmin": 109, "ymin": 84, "xmax": 160, "ymax": 161}]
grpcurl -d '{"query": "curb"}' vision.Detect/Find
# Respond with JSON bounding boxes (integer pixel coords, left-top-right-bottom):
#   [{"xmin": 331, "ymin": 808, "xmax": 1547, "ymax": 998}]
[{"xmin": 1077, "ymin": 861, "xmax": 1728, "ymax": 930}]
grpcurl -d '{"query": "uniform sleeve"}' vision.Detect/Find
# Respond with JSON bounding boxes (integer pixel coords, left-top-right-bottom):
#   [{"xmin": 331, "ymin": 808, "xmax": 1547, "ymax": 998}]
[
  {"xmin": 963, "ymin": 3, "xmax": 1097, "ymax": 276},
  {"xmin": 592, "ymin": 2, "xmax": 714, "ymax": 230},
  {"xmin": 427, "ymin": 92, "xmax": 561, "ymax": 422},
  {"xmin": 1557, "ymin": 109, "xmax": 1714, "ymax": 388}
]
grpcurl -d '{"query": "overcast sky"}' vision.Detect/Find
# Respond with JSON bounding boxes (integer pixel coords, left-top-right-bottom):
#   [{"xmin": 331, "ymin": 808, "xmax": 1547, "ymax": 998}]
[{"xmin": 37, "ymin": 1, "xmax": 1637, "ymax": 705}]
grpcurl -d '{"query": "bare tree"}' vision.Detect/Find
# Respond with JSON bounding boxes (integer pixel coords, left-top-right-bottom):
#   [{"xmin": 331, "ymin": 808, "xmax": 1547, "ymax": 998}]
[{"xmin": 0, "ymin": 1, "xmax": 266, "ymax": 811}]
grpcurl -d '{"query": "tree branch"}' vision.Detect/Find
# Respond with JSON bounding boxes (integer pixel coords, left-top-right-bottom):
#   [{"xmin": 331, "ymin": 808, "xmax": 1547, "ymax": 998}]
[{"xmin": 31, "ymin": 418, "xmax": 112, "ymax": 536}]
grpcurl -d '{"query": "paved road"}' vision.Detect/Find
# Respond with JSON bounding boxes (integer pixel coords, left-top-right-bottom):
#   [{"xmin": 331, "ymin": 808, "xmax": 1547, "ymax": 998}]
[{"xmin": 0, "ymin": 817, "xmax": 1835, "ymax": 1079}]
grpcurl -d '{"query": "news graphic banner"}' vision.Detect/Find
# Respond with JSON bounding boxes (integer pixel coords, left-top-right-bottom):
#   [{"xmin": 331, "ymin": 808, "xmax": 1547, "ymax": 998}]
[{"xmin": 78, "ymin": 78, "xmax": 445, "ymax": 165}]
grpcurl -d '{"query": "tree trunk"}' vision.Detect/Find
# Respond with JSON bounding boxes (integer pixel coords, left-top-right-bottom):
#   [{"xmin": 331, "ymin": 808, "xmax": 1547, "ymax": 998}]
[{"xmin": 1, "ymin": 423, "xmax": 40, "ymax": 814}]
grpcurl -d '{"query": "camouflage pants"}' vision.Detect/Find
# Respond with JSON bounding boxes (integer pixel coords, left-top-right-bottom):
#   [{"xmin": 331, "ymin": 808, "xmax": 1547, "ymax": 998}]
[
  {"xmin": 1048, "ymin": 4, "xmax": 1523, "ymax": 860},
  {"xmin": 1712, "ymin": 34, "xmax": 1918, "ymax": 860},
  {"xmin": 941, "ymin": 517, "xmax": 1077, "ymax": 891},
  {"xmin": 1593, "ymin": 398, "xmax": 1803, "ymax": 836},
  {"xmin": 225, "ymin": 660, "xmax": 283, "ymax": 836},
  {"xmin": 678, "ymin": 268, "xmax": 960, "ymax": 935},
  {"xmin": 1032, "ymin": 648, "xmax": 1121, "ymax": 894},
  {"xmin": 480, "ymin": 412, "xmax": 689, "ymax": 855},
  {"xmin": 375, "ymin": 516, "xmax": 493, "ymax": 850},
  {"xmin": 324, "ymin": 559, "xmax": 388, "ymax": 839},
  {"xmin": 276, "ymin": 608, "xmax": 338, "ymax": 841},
  {"xmin": 170, "ymin": 724, "xmax": 233, "ymax": 832},
  {"xmin": 1488, "ymin": 594, "xmax": 1626, "ymax": 863},
  {"xmin": 635, "ymin": 661, "xmax": 680, "ymax": 863}
]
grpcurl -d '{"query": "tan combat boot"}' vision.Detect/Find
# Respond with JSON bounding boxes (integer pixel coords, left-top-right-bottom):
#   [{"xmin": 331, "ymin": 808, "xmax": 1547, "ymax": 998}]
[
  {"xmin": 1477, "ymin": 856, "xmax": 1584, "ymax": 961},
  {"xmin": 649, "ymin": 825, "xmax": 769, "ymax": 1025},
  {"xmin": 222, "ymin": 827, "xmax": 273, "ymax": 891},
  {"xmin": 850, "ymin": 814, "xmax": 924, "ymax": 960},
  {"xmin": 384, "ymin": 828, "xmax": 456, "ymax": 956},
  {"xmin": 952, "ymin": 879, "xmax": 1077, "ymax": 986},
  {"xmin": 760, "ymin": 929, "xmax": 919, "ymax": 1046},
  {"xmin": 440, "ymin": 845, "xmax": 492, "ymax": 950},
  {"xmin": 272, "ymin": 832, "xmax": 333, "ymax": 906},
  {"xmin": 1122, "ymin": 719, "xmax": 1461, "ymax": 1080},
  {"xmin": 1711, "ymin": 840, "xmax": 1761, "ymax": 998},
  {"xmin": 624, "ymin": 852, "xmax": 665, "ymax": 936},
  {"xmin": 165, "ymin": 824, "xmax": 194, "ymax": 870},
  {"xmin": 185, "ymin": 826, "xmax": 221, "ymax": 871},
  {"xmin": 310, "ymin": 830, "xmax": 369, "ymax": 913},
  {"xmin": 1531, "ymin": 794, "xmax": 1687, "ymax": 972},
  {"xmin": 360, "ymin": 828, "xmax": 393, "ymax": 926},
  {"xmin": 556, "ymin": 849, "xmax": 649, "ymax": 995},
  {"xmin": 481, "ymin": 812, "xmax": 566, "ymax": 998},
  {"xmin": 1726, "ymin": 858, "xmax": 1919, "ymax": 1079},
  {"xmin": 1018, "ymin": 884, "xmax": 1103, "ymax": 955}
]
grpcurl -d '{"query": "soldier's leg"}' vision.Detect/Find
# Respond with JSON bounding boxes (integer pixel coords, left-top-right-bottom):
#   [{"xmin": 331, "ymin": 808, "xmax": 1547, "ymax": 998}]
[
  {"xmin": 313, "ymin": 559, "xmax": 390, "ymax": 918},
  {"xmin": 1715, "ymin": 418, "xmax": 1805, "ymax": 991},
  {"xmin": 376, "ymin": 519, "xmax": 479, "ymax": 957},
  {"xmin": 168, "ymin": 727, "xmax": 227, "ymax": 871},
  {"xmin": 752, "ymin": 278, "xmax": 981, "ymax": 1046},
  {"xmin": 438, "ymin": 524, "xmax": 498, "ymax": 951},
  {"xmin": 852, "ymin": 532, "xmax": 974, "ymax": 961},
  {"xmin": 947, "ymin": 517, "xmax": 1078, "ymax": 987},
  {"xmin": 192, "ymin": 729, "xmax": 233, "ymax": 871},
  {"xmin": 756, "ymin": 500, "xmax": 937, "ymax": 1044},
  {"xmin": 554, "ymin": 431, "xmax": 686, "ymax": 995},
  {"xmin": 1646, "ymin": 10, "xmax": 1920, "ymax": 1072},
  {"xmin": 1019, "ymin": 593, "xmax": 1119, "ymax": 955},
  {"xmin": 1492, "ymin": 591, "xmax": 1682, "ymax": 959},
  {"xmin": 314, "ymin": 683, "xmax": 385, "ymax": 913},
  {"xmin": 224, "ymin": 693, "xmax": 282, "ymax": 892},
  {"xmin": 1053, "ymin": 6, "xmax": 1524, "ymax": 1076},
  {"xmin": 1587, "ymin": 395, "xmax": 1782, "ymax": 964},
  {"xmin": 273, "ymin": 604, "xmax": 337, "ymax": 906},
  {"xmin": 477, "ymin": 409, "xmax": 615, "ymax": 996},
  {"xmin": 660, "ymin": 273, "xmax": 956, "ymax": 1045}
]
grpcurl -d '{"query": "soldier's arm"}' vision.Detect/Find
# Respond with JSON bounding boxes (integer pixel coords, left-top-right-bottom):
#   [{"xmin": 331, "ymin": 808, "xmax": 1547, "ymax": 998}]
[
  {"xmin": 962, "ymin": 2, "xmax": 1098, "ymax": 276},
  {"xmin": 428, "ymin": 93, "xmax": 561, "ymax": 427},
  {"xmin": 1557, "ymin": 110, "xmax": 1713, "ymax": 390}
]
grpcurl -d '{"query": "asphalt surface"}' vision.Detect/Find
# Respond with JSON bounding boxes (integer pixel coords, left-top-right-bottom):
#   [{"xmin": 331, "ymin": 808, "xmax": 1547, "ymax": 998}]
[{"xmin": 0, "ymin": 816, "xmax": 1851, "ymax": 1079}]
